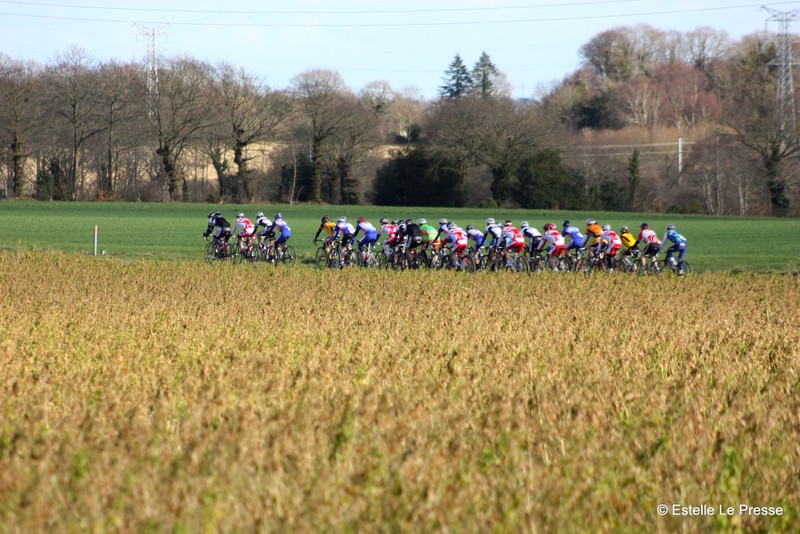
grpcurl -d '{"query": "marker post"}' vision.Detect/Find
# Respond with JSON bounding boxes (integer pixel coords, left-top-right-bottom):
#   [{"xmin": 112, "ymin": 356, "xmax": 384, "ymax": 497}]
[{"xmin": 93, "ymin": 225, "xmax": 98, "ymax": 256}]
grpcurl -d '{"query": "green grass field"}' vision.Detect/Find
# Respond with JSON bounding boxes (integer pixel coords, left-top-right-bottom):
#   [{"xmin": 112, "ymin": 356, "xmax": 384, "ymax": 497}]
[{"xmin": 1, "ymin": 200, "xmax": 799, "ymax": 271}]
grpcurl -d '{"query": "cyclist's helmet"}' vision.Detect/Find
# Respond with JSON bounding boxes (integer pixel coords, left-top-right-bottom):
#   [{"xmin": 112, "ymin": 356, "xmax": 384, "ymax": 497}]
[
  {"xmin": 544, "ymin": 223, "xmax": 555, "ymax": 231},
  {"xmin": 520, "ymin": 221, "xmax": 529, "ymax": 229},
  {"xmin": 321, "ymin": 215, "xmax": 330, "ymax": 223},
  {"xmin": 619, "ymin": 226, "xmax": 629, "ymax": 233},
  {"xmin": 466, "ymin": 224, "xmax": 474, "ymax": 231},
  {"xmin": 602, "ymin": 224, "xmax": 611, "ymax": 231},
  {"xmin": 406, "ymin": 218, "xmax": 413, "ymax": 224},
  {"xmin": 486, "ymin": 217, "xmax": 496, "ymax": 225},
  {"xmin": 256, "ymin": 211, "xmax": 265, "ymax": 219},
  {"xmin": 503, "ymin": 220, "xmax": 512, "ymax": 227},
  {"xmin": 336, "ymin": 217, "xmax": 346, "ymax": 223},
  {"xmin": 586, "ymin": 218, "xmax": 595, "ymax": 226},
  {"xmin": 562, "ymin": 219, "xmax": 570, "ymax": 227},
  {"xmin": 418, "ymin": 218, "xmax": 427, "ymax": 225},
  {"xmin": 236, "ymin": 212, "xmax": 245, "ymax": 219},
  {"xmin": 379, "ymin": 217, "xmax": 388, "ymax": 225},
  {"xmin": 274, "ymin": 213, "xmax": 283, "ymax": 220},
  {"xmin": 439, "ymin": 218, "xmax": 448, "ymax": 225},
  {"xmin": 447, "ymin": 222, "xmax": 456, "ymax": 229},
  {"xmin": 357, "ymin": 217, "xmax": 365, "ymax": 223},
  {"xmin": 666, "ymin": 224, "xmax": 675, "ymax": 231},
  {"xmin": 208, "ymin": 211, "xmax": 215, "ymax": 218},
  {"xmin": 640, "ymin": 222, "xmax": 649, "ymax": 228}
]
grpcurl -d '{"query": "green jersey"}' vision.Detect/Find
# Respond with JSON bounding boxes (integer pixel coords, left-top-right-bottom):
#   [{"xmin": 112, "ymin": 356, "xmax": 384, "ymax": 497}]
[{"xmin": 420, "ymin": 224, "xmax": 437, "ymax": 242}]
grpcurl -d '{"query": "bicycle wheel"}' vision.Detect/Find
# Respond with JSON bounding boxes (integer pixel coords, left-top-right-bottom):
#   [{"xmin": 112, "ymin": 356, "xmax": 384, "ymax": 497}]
[
  {"xmin": 204, "ymin": 242, "xmax": 217, "ymax": 264},
  {"xmin": 461, "ymin": 255, "xmax": 477, "ymax": 273},
  {"xmin": 512, "ymin": 255, "xmax": 528, "ymax": 273},
  {"xmin": 315, "ymin": 247, "xmax": 327, "ymax": 269},
  {"xmin": 678, "ymin": 260, "xmax": 692, "ymax": 276},
  {"xmin": 362, "ymin": 249, "xmax": 380, "ymax": 269},
  {"xmin": 279, "ymin": 246, "xmax": 296, "ymax": 267}
]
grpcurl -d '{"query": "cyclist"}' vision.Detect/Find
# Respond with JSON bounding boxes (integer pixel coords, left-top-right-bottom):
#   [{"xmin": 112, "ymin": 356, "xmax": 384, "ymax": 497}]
[
  {"xmin": 441, "ymin": 222, "xmax": 468, "ymax": 268},
  {"xmin": 331, "ymin": 217, "xmax": 356, "ymax": 266},
  {"xmin": 233, "ymin": 212, "xmax": 256, "ymax": 254},
  {"xmin": 419, "ymin": 218, "xmax": 439, "ymax": 261},
  {"xmin": 203, "ymin": 212, "xmax": 232, "ymax": 247},
  {"xmin": 661, "ymin": 224, "xmax": 688, "ymax": 275},
  {"xmin": 354, "ymin": 217, "xmax": 378, "ymax": 253},
  {"xmin": 403, "ymin": 218, "xmax": 424, "ymax": 267},
  {"xmin": 619, "ymin": 225, "xmax": 639, "ymax": 271},
  {"xmin": 561, "ymin": 220, "xmax": 585, "ymax": 261},
  {"xmin": 501, "ymin": 220, "xmax": 525, "ymax": 267},
  {"xmin": 434, "ymin": 217, "xmax": 450, "ymax": 242},
  {"xmin": 313, "ymin": 215, "xmax": 337, "ymax": 251},
  {"xmin": 466, "ymin": 224, "xmax": 485, "ymax": 265},
  {"xmin": 597, "ymin": 224, "xmax": 623, "ymax": 271},
  {"xmin": 273, "ymin": 213, "xmax": 292, "ymax": 252},
  {"xmin": 520, "ymin": 221, "xmax": 542, "ymax": 256},
  {"xmin": 635, "ymin": 222, "xmax": 662, "ymax": 271},
  {"xmin": 583, "ymin": 218, "xmax": 603, "ymax": 258},
  {"xmin": 484, "ymin": 218, "xmax": 503, "ymax": 249},
  {"xmin": 254, "ymin": 211, "xmax": 276, "ymax": 251},
  {"xmin": 538, "ymin": 222, "xmax": 565, "ymax": 272},
  {"xmin": 379, "ymin": 217, "xmax": 399, "ymax": 260}
]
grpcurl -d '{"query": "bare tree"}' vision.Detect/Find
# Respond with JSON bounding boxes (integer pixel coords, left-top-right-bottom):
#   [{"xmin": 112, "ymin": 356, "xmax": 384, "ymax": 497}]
[
  {"xmin": 290, "ymin": 69, "xmax": 352, "ymax": 203},
  {"xmin": 149, "ymin": 57, "xmax": 215, "ymax": 201},
  {"xmin": 206, "ymin": 63, "xmax": 291, "ymax": 201},
  {"xmin": 0, "ymin": 55, "xmax": 43, "ymax": 197},
  {"xmin": 44, "ymin": 46, "xmax": 104, "ymax": 199}
]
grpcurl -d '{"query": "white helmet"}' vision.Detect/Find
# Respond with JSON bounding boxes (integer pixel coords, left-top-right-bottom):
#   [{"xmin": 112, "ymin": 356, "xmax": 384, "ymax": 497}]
[
  {"xmin": 586, "ymin": 218, "xmax": 595, "ymax": 226},
  {"xmin": 337, "ymin": 217, "xmax": 346, "ymax": 223},
  {"xmin": 439, "ymin": 218, "xmax": 448, "ymax": 225},
  {"xmin": 236, "ymin": 212, "xmax": 245, "ymax": 219},
  {"xmin": 520, "ymin": 221, "xmax": 529, "ymax": 229},
  {"xmin": 419, "ymin": 218, "xmax": 427, "ymax": 225},
  {"xmin": 486, "ymin": 218, "xmax": 496, "ymax": 225},
  {"xmin": 447, "ymin": 222, "xmax": 456, "ymax": 229},
  {"xmin": 255, "ymin": 211, "xmax": 264, "ymax": 219},
  {"xmin": 602, "ymin": 224, "xmax": 611, "ymax": 231}
]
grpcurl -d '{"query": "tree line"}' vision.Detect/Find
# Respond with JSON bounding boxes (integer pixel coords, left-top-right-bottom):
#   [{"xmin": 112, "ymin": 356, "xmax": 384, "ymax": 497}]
[{"xmin": 1, "ymin": 23, "xmax": 799, "ymax": 216}]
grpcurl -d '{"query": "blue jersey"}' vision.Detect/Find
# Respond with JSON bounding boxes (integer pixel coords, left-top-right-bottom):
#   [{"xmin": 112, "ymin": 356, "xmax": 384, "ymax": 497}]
[
  {"xmin": 562, "ymin": 225, "xmax": 584, "ymax": 246},
  {"xmin": 332, "ymin": 222, "xmax": 355, "ymax": 239},
  {"xmin": 355, "ymin": 221, "xmax": 377, "ymax": 239},
  {"xmin": 663, "ymin": 229, "xmax": 686, "ymax": 245},
  {"xmin": 273, "ymin": 218, "xmax": 291, "ymax": 238}
]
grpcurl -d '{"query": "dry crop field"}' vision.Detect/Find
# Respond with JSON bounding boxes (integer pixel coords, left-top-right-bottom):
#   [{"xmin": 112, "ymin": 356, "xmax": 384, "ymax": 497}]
[{"xmin": 1, "ymin": 251, "xmax": 799, "ymax": 532}]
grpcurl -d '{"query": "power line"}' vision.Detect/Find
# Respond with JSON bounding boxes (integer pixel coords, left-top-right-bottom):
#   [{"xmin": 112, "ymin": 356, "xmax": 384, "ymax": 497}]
[
  {"xmin": 0, "ymin": 2, "xmax": 795, "ymax": 28},
  {"xmin": 0, "ymin": 0, "xmax": 642, "ymax": 16}
]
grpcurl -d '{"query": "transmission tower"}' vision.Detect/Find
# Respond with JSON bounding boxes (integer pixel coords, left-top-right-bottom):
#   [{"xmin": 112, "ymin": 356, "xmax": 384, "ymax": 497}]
[
  {"xmin": 763, "ymin": 7, "xmax": 800, "ymax": 136},
  {"xmin": 135, "ymin": 24, "xmax": 166, "ymax": 105}
]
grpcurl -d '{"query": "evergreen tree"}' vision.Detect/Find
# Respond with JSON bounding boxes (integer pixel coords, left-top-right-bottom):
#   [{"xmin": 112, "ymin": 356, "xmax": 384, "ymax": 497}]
[
  {"xmin": 438, "ymin": 55, "xmax": 472, "ymax": 100},
  {"xmin": 626, "ymin": 148, "xmax": 640, "ymax": 210},
  {"xmin": 470, "ymin": 52, "xmax": 504, "ymax": 98}
]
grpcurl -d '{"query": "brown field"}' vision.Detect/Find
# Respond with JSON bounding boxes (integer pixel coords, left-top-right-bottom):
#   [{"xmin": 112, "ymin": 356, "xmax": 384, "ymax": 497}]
[{"xmin": 1, "ymin": 251, "xmax": 799, "ymax": 532}]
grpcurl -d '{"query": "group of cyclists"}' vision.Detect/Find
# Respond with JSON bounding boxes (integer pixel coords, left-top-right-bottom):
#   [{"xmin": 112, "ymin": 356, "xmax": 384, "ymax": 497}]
[
  {"xmin": 202, "ymin": 210, "xmax": 689, "ymax": 275},
  {"xmin": 313, "ymin": 215, "xmax": 689, "ymax": 275}
]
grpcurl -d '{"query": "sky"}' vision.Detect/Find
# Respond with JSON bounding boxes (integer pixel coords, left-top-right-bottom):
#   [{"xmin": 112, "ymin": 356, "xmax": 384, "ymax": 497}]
[{"xmin": 1, "ymin": 0, "xmax": 798, "ymax": 100}]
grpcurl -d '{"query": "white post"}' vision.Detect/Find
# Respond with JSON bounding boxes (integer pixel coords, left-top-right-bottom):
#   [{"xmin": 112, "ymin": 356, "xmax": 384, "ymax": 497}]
[
  {"xmin": 678, "ymin": 136, "xmax": 683, "ymax": 185},
  {"xmin": 93, "ymin": 225, "xmax": 98, "ymax": 256}
]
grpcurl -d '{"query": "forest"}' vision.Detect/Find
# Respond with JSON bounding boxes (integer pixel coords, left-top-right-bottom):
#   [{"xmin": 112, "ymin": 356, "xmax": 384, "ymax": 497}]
[{"xmin": 1, "ymin": 24, "xmax": 799, "ymax": 216}]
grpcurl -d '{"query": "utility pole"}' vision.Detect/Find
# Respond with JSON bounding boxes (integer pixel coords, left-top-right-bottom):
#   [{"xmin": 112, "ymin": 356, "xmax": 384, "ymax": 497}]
[{"xmin": 763, "ymin": 7, "xmax": 800, "ymax": 137}]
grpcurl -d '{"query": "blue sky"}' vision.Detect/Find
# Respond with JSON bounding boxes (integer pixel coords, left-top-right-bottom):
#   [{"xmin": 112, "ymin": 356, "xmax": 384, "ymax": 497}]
[{"xmin": 0, "ymin": 1, "xmax": 797, "ymax": 99}]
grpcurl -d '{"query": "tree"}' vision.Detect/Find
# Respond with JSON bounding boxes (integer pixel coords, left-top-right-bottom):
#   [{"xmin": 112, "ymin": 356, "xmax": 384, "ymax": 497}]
[
  {"xmin": 291, "ymin": 69, "xmax": 351, "ymax": 203},
  {"xmin": 515, "ymin": 149, "xmax": 585, "ymax": 209},
  {"xmin": 149, "ymin": 57, "xmax": 215, "ymax": 201},
  {"xmin": 0, "ymin": 56, "xmax": 42, "ymax": 197},
  {"xmin": 470, "ymin": 52, "xmax": 509, "ymax": 99},
  {"xmin": 373, "ymin": 147, "xmax": 462, "ymax": 206},
  {"xmin": 718, "ymin": 35, "xmax": 799, "ymax": 216},
  {"xmin": 45, "ymin": 46, "xmax": 104, "ymax": 200},
  {"xmin": 627, "ymin": 148, "xmax": 640, "ymax": 210},
  {"xmin": 207, "ymin": 63, "xmax": 290, "ymax": 201},
  {"xmin": 439, "ymin": 55, "xmax": 472, "ymax": 100}
]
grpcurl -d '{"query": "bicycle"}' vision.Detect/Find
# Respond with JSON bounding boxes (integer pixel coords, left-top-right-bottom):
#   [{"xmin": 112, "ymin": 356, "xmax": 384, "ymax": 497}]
[
  {"xmin": 661, "ymin": 254, "xmax": 692, "ymax": 276},
  {"xmin": 233, "ymin": 236, "xmax": 259, "ymax": 265},
  {"xmin": 273, "ymin": 241, "xmax": 296, "ymax": 267},
  {"xmin": 203, "ymin": 236, "xmax": 235, "ymax": 264},
  {"xmin": 563, "ymin": 248, "xmax": 586, "ymax": 272},
  {"xmin": 439, "ymin": 247, "xmax": 476, "ymax": 272},
  {"xmin": 315, "ymin": 238, "xmax": 340, "ymax": 270},
  {"xmin": 355, "ymin": 242, "xmax": 380, "ymax": 269}
]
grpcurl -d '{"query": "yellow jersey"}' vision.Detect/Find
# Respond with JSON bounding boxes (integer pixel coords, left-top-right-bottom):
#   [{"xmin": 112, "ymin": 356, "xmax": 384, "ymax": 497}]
[
  {"xmin": 620, "ymin": 231, "xmax": 636, "ymax": 248},
  {"xmin": 319, "ymin": 221, "xmax": 336, "ymax": 237}
]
